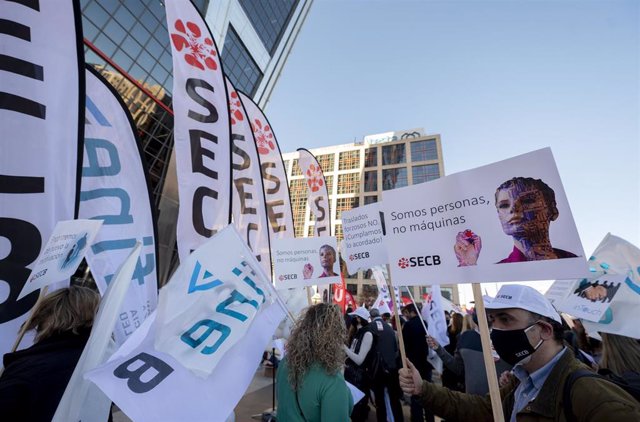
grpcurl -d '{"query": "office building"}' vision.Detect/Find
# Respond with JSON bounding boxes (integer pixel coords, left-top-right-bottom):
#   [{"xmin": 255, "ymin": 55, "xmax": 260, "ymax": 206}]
[{"xmin": 282, "ymin": 128, "xmax": 460, "ymax": 305}]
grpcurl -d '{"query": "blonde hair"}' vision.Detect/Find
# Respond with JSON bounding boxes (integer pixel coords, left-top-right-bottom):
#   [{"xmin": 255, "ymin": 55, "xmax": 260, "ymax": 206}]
[
  {"xmin": 461, "ymin": 314, "xmax": 477, "ymax": 333},
  {"xmin": 600, "ymin": 332, "xmax": 640, "ymax": 374},
  {"xmin": 286, "ymin": 303, "xmax": 346, "ymax": 390},
  {"xmin": 24, "ymin": 286, "xmax": 100, "ymax": 342}
]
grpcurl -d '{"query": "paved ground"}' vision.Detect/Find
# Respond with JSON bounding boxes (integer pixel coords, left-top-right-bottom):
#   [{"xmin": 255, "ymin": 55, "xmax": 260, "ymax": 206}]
[{"xmin": 113, "ymin": 366, "xmax": 438, "ymax": 421}]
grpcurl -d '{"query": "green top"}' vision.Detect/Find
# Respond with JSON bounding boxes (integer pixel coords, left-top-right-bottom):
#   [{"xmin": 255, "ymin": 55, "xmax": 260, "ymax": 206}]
[{"xmin": 276, "ymin": 358, "xmax": 354, "ymax": 422}]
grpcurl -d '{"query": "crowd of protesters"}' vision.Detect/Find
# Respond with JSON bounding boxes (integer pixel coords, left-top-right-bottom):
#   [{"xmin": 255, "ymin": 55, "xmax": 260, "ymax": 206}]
[{"xmin": 274, "ymin": 284, "xmax": 640, "ymax": 421}]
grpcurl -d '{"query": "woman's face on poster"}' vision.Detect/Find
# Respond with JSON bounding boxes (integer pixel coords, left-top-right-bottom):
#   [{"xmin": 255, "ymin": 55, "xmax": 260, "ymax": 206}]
[
  {"xmin": 320, "ymin": 247, "xmax": 336, "ymax": 269},
  {"xmin": 584, "ymin": 285, "xmax": 607, "ymax": 301},
  {"xmin": 496, "ymin": 185, "xmax": 552, "ymax": 237}
]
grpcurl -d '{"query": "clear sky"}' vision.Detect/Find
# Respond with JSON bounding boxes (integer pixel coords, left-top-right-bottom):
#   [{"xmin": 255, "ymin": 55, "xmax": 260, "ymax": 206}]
[{"xmin": 266, "ymin": 0, "xmax": 640, "ymax": 304}]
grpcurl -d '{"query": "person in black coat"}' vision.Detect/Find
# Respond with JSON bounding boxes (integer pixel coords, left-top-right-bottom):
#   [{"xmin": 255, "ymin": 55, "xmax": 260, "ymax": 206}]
[
  {"xmin": 402, "ymin": 303, "xmax": 435, "ymax": 422},
  {"xmin": 0, "ymin": 285, "xmax": 99, "ymax": 422}
]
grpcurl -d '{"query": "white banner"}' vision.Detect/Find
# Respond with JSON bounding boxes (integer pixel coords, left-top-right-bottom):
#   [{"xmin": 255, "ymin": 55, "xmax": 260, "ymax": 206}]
[
  {"xmin": 19, "ymin": 219, "xmax": 102, "ymax": 299},
  {"xmin": 273, "ymin": 237, "xmax": 340, "ymax": 289},
  {"xmin": 81, "ymin": 66, "xmax": 158, "ymax": 344},
  {"xmin": 381, "ymin": 148, "xmax": 587, "ymax": 285},
  {"xmin": 372, "ymin": 266, "xmax": 401, "ymax": 311},
  {"xmin": 554, "ymin": 274, "xmax": 624, "ymax": 322},
  {"xmin": 53, "ymin": 243, "xmax": 141, "ymax": 422},
  {"xmin": 577, "ymin": 234, "xmax": 640, "ymax": 338},
  {"xmin": 238, "ymin": 92, "xmax": 294, "ymax": 240},
  {"xmin": 422, "ymin": 285, "xmax": 450, "ymax": 347},
  {"xmin": 154, "ymin": 225, "xmax": 277, "ymax": 377},
  {"xmin": 227, "ymin": 78, "xmax": 271, "ymax": 277},
  {"xmin": 86, "ymin": 228, "xmax": 286, "ymax": 422},
  {"xmin": 341, "ymin": 202, "xmax": 388, "ymax": 274},
  {"xmin": 544, "ymin": 279, "xmax": 575, "ymax": 305},
  {"xmin": 297, "ymin": 148, "xmax": 330, "ymax": 237},
  {"xmin": 165, "ymin": 0, "xmax": 231, "ymax": 262},
  {"xmin": 0, "ymin": 0, "xmax": 84, "ymax": 356}
]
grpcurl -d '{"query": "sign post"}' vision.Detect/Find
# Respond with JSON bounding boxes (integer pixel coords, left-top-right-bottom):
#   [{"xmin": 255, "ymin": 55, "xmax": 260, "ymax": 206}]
[
  {"xmin": 386, "ymin": 266, "xmax": 408, "ymax": 369},
  {"xmin": 472, "ymin": 282, "xmax": 505, "ymax": 422}
]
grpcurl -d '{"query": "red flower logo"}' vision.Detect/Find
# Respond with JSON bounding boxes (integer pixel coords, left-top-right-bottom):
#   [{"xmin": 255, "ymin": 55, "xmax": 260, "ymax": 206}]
[
  {"xmin": 170, "ymin": 20, "xmax": 217, "ymax": 71},
  {"xmin": 252, "ymin": 119, "xmax": 275, "ymax": 155},
  {"xmin": 349, "ymin": 255, "xmax": 354, "ymax": 261},
  {"xmin": 305, "ymin": 163, "xmax": 324, "ymax": 193},
  {"xmin": 463, "ymin": 229, "xmax": 474, "ymax": 239},
  {"xmin": 228, "ymin": 91, "xmax": 244, "ymax": 126},
  {"xmin": 398, "ymin": 258, "xmax": 410, "ymax": 269},
  {"xmin": 278, "ymin": 275, "xmax": 284, "ymax": 281}
]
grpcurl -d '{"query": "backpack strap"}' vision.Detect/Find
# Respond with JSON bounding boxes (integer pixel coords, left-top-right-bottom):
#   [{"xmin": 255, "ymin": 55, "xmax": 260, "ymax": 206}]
[{"xmin": 562, "ymin": 369, "xmax": 601, "ymax": 422}]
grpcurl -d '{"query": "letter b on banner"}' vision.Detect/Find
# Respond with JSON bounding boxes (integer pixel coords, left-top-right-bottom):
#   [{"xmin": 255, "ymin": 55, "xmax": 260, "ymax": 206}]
[{"xmin": 114, "ymin": 352, "xmax": 174, "ymax": 393}]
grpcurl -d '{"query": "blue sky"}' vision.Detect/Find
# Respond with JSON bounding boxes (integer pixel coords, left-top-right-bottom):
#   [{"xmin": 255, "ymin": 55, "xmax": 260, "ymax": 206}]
[{"xmin": 266, "ymin": 0, "xmax": 639, "ymax": 302}]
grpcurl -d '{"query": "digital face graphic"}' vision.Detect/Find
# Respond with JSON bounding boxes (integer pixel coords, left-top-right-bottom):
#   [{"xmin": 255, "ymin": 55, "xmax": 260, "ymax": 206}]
[
  {"xmin": 319, "ymin": 245, "xmax": 336, "ymax": 271},
  {"xmin": 496, "ymin": 186, "xmax": 552, "ymax": 238}
]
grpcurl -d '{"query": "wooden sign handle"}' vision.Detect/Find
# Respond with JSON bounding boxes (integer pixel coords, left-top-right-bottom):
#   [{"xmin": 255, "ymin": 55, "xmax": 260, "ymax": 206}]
[{"xmin": 472, "ymin": 282, "xmax": 505, "ymax": 422}]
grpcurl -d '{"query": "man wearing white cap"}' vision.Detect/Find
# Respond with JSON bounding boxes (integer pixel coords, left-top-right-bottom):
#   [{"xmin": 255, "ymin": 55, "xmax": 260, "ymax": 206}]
[{"xmin": 399, "ymin": 284, "xmax": 640, "ymax": 421}]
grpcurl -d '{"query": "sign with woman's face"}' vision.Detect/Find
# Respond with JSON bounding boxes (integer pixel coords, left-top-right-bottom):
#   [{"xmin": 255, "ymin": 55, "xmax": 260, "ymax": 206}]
[
  {"xmin": 380, "ymin": 148, "xmax": 587, "ymax": 285},
  {"xmin": 272, "ymin": 236, "xmax": 340, "ymax": 289}
]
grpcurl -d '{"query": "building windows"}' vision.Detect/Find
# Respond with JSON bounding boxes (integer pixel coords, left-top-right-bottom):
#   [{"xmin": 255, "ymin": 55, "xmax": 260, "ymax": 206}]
[
  {"xmin": 382, "ymin": 144, "xmax": 406, "ymax": 165},
  {"xmin": 347, "ymin": 283, "xmax": 358, "ymax": 296},
  {"xmin": 339, "ymin": 150, "xmax": 360, "ymax": 170},
  {"xmin": 324, "ymin": 175, "xmax": 333, "ymax": 195},
  {"xmin": 382, "ymin": 168, "xmax": 408, "ymax": 190},
  {"xmin": 337, "ymin": 173, "xmax": 360, "ymax": 194},
  {"xmin": 317, "ymin": 154, "xmax": 335, "ymax": 173},
  {"xmin": 283, "ymin": 160, "xmax": 290, "ymax": 172},
  {"xmin": 412, "ymin": 164, "xmax": 440, "ymax": 184},
  {"xmin": 411, "ymin": 139, "xmax": 438, "ymax": 162},
  {"xmin": 307, "ymin": 224, "xmax": 315, "ymax": 237},
  {"xmin": 336, "ymin": 197, "xmax": 359, "ymax": 220},
  {"xmin": 364, "ymin": 170, "xmax": 378, "ymax": 192},
  {"xmin": 222, "ymin": 26, "xmax": 263, "ymax": 96},
  {"xmin": 289, "ymin": 178, "xmax": 307, "ymax": 232},
  {"xmin": 441, "ymin": 287, "xmax": 453, "ymax": 301},
  {"xmin": 238, "ymin": 0, "xmax": 298, "ymax": 54},
  {"xmin": 291, "ymin": 159, "xmax": 302, "ymax": 176},
  {"xmin": 364, "ymin": 195, "xmax": 378, "ymax": 205},
  {"xmin": 334, "ymin": 224, "xmax": 343, "ymax": 241},
  {"xmin": 365, "ymin": 148, "xmax": 378, "ymax": 168}
]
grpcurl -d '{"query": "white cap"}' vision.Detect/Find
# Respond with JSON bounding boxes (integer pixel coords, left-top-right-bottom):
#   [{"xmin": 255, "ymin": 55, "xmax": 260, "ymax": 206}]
[
  {"xmin": 485, "ymin": 284, "xmax": 562, "ymax": 324},
  {"xmin": 348, "ymin": 307, "xmax": 370, "ymax": 321}
]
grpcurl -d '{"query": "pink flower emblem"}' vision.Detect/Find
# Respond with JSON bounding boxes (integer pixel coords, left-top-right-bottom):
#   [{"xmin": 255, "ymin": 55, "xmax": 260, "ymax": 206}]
[
  {"xmin": 305, "ymin": 163, "xmax": 324, "ymax": 193},
  {"xmin": 228, "ymin": 91, "xmax": 244, "ymax": 126},
  {"xmin": 170, "ymin": 20, "xmax": 217, "ymax": 71},
  {"xmin": 252, "ymin": 119, "xmax": 275, "ymax": 155}
]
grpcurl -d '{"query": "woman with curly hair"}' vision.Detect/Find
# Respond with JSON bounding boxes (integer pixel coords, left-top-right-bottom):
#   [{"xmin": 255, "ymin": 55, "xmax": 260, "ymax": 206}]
[{"xmin": 276, "ymin": 303, "xmax": 353, "ymax": 421}]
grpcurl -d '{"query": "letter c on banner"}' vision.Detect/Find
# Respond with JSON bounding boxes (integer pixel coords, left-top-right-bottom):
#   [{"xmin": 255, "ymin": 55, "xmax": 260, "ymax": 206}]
[{"xmin": 113, "ymin": 352, "xmax": 174, "ymax": 394}]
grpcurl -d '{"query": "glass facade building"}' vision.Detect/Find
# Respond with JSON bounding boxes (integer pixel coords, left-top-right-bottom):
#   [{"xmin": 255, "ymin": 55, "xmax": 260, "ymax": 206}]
[
  {"xmin": 282, "ymin": 129, "xmax": 459, "ymax": 305},
  {"xmin": 80, "ymin": 0, "xmax": 312, "ymax": 282}
]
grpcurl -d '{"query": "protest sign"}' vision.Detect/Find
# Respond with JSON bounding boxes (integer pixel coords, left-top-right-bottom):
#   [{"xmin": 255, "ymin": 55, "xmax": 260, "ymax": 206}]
[
  {"xmin": 81, "ymin": 66, "xmax": 158, "ymax": 344},
  {"xmin": 579, "ymin": 234, "xmax": 640, "ymax": 338},
  {"xmin": 19, "ymin": 219, "xmax": 102, "ymax": 299},
  {"xmin": 554, "ymin": 274, "xmax": 624, "ymax": 322},
  {"xmin": 298, "ymin": 148, "xmax": 331, "ymax": 237},
  {"xmin": 154, "ymin": 225, "xmax": 276, "ymax": 377},
  {"xmin": 227, "ymin": 78, "xmax": 272, "ymax": 278},
  {"xmin": 53, "ymin": 243, "xmax": 141, "ymax": 422},
  {"xmin": 86, "ymin": 295, "xmax": 285, "ymax": 422},
  {"xmin": 0, "ymin": 0, "xmax": 84, "ymax": 357},
  {"xmin": 165, "ymin": 0, "xmax": 231, "ymax": 261},
  {"xmin": 421, "ymin": 285, "xmax": 450, "ymax": 347},
  {"xmin": 372, "ymin": 266, "xmax": 401, "ymax": 311},
  {"xmin": 544, "ymin": 279, "xmax": 575, "ymax": 305},
  {"xmin": 341, "ymin": 202, "xmax": 388, "ymax": 274},
  {"xmin": 272, "ymin": 236, "xmax": 340, "ymax": 289},
  {"xmin": 381, "ymin": 148, "xmax": 587, "ymax": 285}
]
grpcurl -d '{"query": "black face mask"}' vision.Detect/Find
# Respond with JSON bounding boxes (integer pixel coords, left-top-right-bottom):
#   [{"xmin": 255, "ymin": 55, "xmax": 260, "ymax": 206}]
[{"xmin": 490, "ymin": 323, "xmax": 543, "ymax": 366}]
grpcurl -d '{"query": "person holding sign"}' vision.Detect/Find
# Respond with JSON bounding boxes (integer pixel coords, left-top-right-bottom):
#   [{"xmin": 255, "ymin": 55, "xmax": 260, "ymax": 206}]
[
  {"xmin": 276, "ymin": 303, "xmax": 353, "ymax": 421},
  {"xmin": 0, "ymin": 286, "xmax": 100, "ymax": 422},
  {"xmin": 398, "ymin": 285, "xmax": 640, "ymax": 421}
]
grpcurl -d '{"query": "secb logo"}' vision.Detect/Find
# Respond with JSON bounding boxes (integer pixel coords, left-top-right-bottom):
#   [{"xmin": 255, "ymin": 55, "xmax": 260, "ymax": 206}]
[
  {"xmin": 397, "ymin": 255, "xmax": 441, "ymax": 269},
  {"xmin": 279, "ymin": 274, "xmax": 297, "ymax": 281},
  {"xmin": 349, "ymin": 252, "xmax": 370, "ymax": 261}
]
